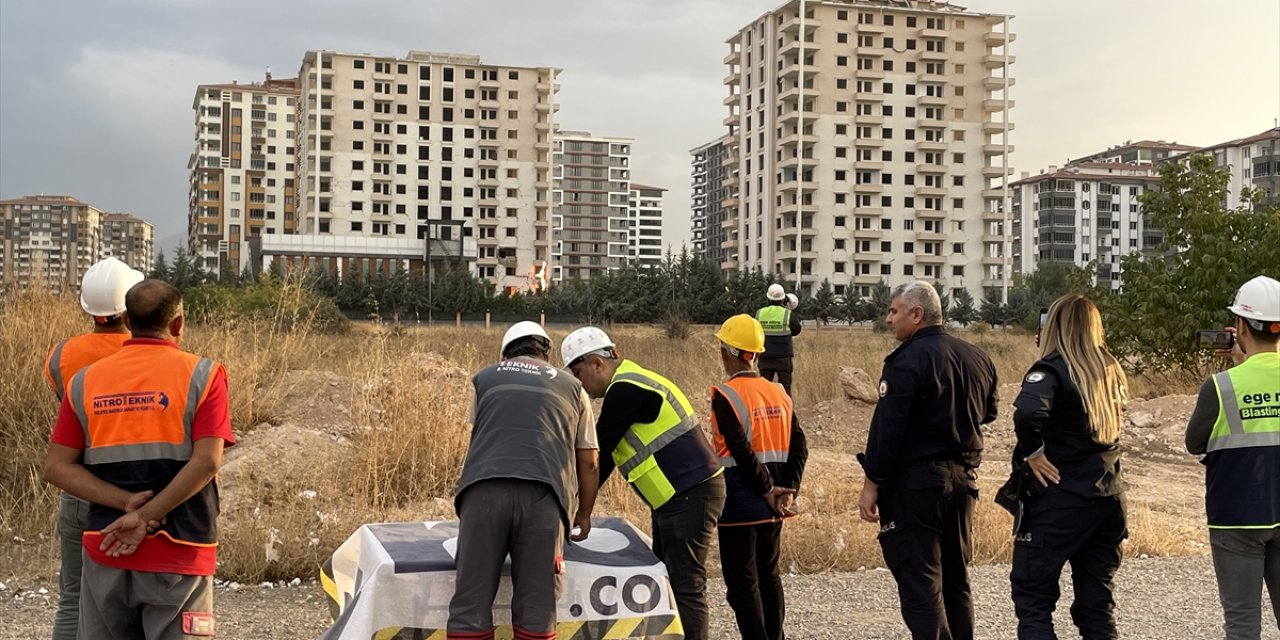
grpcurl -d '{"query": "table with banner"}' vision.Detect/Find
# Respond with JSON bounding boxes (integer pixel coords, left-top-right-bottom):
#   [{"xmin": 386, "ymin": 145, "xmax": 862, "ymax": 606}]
[{"xmin": 319, "ymin": 517, "xmax": 684, "ymax": 639}]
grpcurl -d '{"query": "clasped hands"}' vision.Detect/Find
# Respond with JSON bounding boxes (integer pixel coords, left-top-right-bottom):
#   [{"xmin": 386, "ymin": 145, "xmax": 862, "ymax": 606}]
[
  {"xmin": 765, "ymin": 486, "xmax": 797, "ymax": 517},
  {"xmin": 98, "ymin": 490, "xmax": 165, "ymax": 558}
]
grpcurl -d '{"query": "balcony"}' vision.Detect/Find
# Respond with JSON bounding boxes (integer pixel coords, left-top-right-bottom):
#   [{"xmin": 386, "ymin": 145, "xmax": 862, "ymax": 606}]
[
  {"xmin": 853, "ymin": 228, "xmax": 883, "ymax": 239},
  {"xmin": 916, "ymin": 139, "xmax": 947, "ymax": 151},
  {"xmin": 854, "ymin": 67, "xmax": 886, "ymax": 80},
  {"xmin": 983, "ymin": 54, "xmax": 1016, "ymax": 68},
  {"xmin": 853, "ymin": 182, "xmax": 885, "ymax": 194},
  {"xmin": 856, "ymin": 21, "xmax": 886, "ymax": 34},
  {"xmin": 778, "ymin": 200, "xmax": 818, "ymax": 215},
  {"xmin": 916, "ymin": 208, "xmax": 947, "ymax": 219},
  {"xmin": 854, "ymin": 274, "xmax": 882, "ymax": 285},
  {"xmin": 920, "ymin": 72, "xmax": 947, "ymax": 84},
  {"xmin": 982, "ymin": 256, "xmax": 1006, "ymax": 266},
  {"xmin": 855, "ymin": 137, "xmax": 886, "ymax": 148},
  {"xmin": 983, "ymin": 210, "xmax": 1009, "ymax": 222},
  {"xmin": 916, "ymin": 231, "xmax": 947, "ymax": 242},
  {"xmin": 780, "ymin": 60, "xmax": 819, "ymax": 81},
  {"xmin": 918, "ymin": 94, "xmax": 947, "ymax": 107},
  {"xmin": 982, "ymin": 188, "xmax": 1007, "ymax": 200},
  {"xmin": 982, "ymin": 233, "xmax": 1007, "ymax": 243},
  {"xmin": 780, "ymin": 38, "xmax": 818, "ymax": 57},
  {"xmin": 916, "ymin": 163, "xmax": 947, "ymax": 174},
  {"xmin": 856, "ymin": 160, "xmax": 886, "ymax": 171},
  {"xmin": 921, "ymin": 28, "xmax": 949, "ymax": 39},
  {"xmin": 983, "ymin": 165, "xmax": 1014, "ymax": 178},
  {"xmin": 915, "ymin": 253, "xmax": 947, "ymax": 264},
  {"xmin": 776, "ymin": 225, "xmax": 818, "ymax": 239},
  {"xmin": 722, "ymin": 195, "xmax": 739, "ymax": 208},
  {"xmin": 723, "ymin": 113, "xmax": 740, "ymax": 127},
  {"xmin": 981, "ymin": 278, "xmax": 1006, "ymax": 288},
  {"xmin": 983, "ymin": 98, "xmax": 1015, "ymax": 111},
  {"xmin": 723, "ymin": 92, "xmax": 741, "ymax": 106},
  {"xmin": 983, "ymin": 120, "xmax": 1014, "ymax": 134},
  {"xmin": 723, "ymin": 49, "xmax": 741, "ymax": 65},
  {"xmin": 984, "ymin": 31, "xmax": 1017, "ymax": 46},
  {"xmin": 721, "ymin": 257, "xmax": 740, "ymax": 270},
  {"xmin": 919, "ymin": 49, "xmax": 948, "ymax": 62},
  {"xmin": 983, "ymin": 75, "xmax": 1017, "ymax": 90},
  {"xmin": 724, "ymin": 71, "xmax": 741, "ymax": 85},
  {"xmin": 915, "ymin": 185, "xmax": 946, "ymax": 196},
  {"xmin": 982, "ymin": 143, "xmax": 1014, "ymax": 155},
  {"xmin": 856, "ymin": 45, "xmax": 884, "ymax": 58},
  {"xmin": 854, "ymin": 114, "xmax": 885, "ymax": 126},
  {"xmin": 778, "ymin": 177, "xmax": 817, "ymax": 193},
  {"xmin": 857, "ymin": 91, "xmax": 886, "ymax": 102},
  {"xmin": 779, "ymin": 131, "xmax": 818, "ymax": 149}
]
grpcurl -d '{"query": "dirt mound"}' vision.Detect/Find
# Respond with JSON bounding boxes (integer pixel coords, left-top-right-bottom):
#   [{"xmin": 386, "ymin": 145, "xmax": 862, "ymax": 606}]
[
  {"xmin": 273, "ymin": 370, "xmax": 362, "ymax": 437},
  {"xmin": 220, "ymin": 424, "xmax": 352, "ymax": 524}
]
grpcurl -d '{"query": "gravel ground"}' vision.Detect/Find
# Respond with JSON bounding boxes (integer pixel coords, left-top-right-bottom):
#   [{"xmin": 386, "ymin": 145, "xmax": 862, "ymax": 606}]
[{"xmin": 2, "ymin": 554, "xmax": 1276, "ymax": 639}]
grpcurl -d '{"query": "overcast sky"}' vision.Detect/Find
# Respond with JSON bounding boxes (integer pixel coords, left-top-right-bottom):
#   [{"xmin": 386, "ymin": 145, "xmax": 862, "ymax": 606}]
[{"xmin": 1, "ymin": 0, "xmax": 1277, "ymax": 253}]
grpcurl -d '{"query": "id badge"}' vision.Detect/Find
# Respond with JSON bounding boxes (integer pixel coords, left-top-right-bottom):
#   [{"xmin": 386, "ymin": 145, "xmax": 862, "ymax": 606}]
[{"xmin": 182, "ymin": 611, "xmax": 216, "ymax": 636}]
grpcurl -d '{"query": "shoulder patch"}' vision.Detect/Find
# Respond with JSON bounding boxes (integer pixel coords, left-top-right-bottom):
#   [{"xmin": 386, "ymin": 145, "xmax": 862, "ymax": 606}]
[
  {"xmin": 1025, "ymin": 371, "xmax": 1047, "ymax": 384},
  {"xmin": 878, "ymin": 380, "xmax": 888, "ymax": 397}
]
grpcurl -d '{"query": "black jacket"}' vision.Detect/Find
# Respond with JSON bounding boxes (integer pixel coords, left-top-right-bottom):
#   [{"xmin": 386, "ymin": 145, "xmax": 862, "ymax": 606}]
[
  {"xmin": 1009, "ymin": 352, "xmax": 1124, "ymax": 499},
  {"xmin": 859, "ymin": 325, "xmax": 999, "ymax": 484}
]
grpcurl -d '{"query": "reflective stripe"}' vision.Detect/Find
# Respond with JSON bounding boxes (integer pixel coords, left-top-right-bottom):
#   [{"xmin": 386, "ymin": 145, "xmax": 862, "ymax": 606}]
[
  {"xmin": 612, "ymin": 372, "xmax": 692, "ymax": 422},
  {"xmin": 1206, "ymin": 430, "xmax": 1280, "ymax": 453},
  {"xmin": 70, "ymin": 369, "xmax": 90, "ymax": 445},
  {"xmin": 756, "ymin": 307, "xmax": 791, "ymax": 336},
  {"xmin": 618, "ymin": 417, "xmax": 697, "ymax": 478},
  {"xmin": 85, "ymin": 442, "xmax": 195, "ymax": 464},
  {"xmin": 1215, "ymin": 372, "xmax": 1245, "ymax": 435},
  {"xmin": 48, "ymin": 340, "xmax": 68, "ymax": 400},
  {"xmin": 714, "ymin": 384, "xmax": 753, "ymax": 442},
  {"xmin": 720, "ymin": 449, "xmax": 789, "ymax": 468},
  {"xmin": 183, "ymin": 358, "xmax": 216, "ymax": 433}
]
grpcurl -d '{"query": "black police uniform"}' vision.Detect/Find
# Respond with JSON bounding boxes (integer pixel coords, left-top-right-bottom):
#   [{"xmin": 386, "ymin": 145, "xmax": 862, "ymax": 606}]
[
  {"xmin": 1007, "ymin": 352, "xmax": 1126, "ymax": 640},
  {"xmin": 859, "ymin": 325, "xmax": 998, "ymax": 640},
  {"xmin": 757, "ymin": 302, "xmax": 802, "ymax": 395}
]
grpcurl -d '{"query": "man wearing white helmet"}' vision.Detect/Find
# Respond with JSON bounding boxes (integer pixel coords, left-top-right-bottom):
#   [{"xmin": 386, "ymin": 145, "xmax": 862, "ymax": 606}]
[
  {"xmin": 561, "ymin": 326, "xmax": 725, "ymax": 640},
  {"xmin": 448, "ymin": 321, "xmax": 599, "ymax": 640},
  {"xmin": 756, "ymin": 283, "xmax": 802, "ymax": 396},
  {"xmin": 42, "ymin": 257, "xmax": 143, "ymax": 640},
  {"xmin": 1186, "ymin": 275, "xmax": 1280, "ymax": 640}
]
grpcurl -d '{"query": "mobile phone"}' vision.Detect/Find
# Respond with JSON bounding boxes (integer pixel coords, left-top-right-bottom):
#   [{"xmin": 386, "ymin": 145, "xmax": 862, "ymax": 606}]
[
  {"xmin": 1038, "ymin": 307, "xmax": 1048, "ymax": 329},
  {"xmin": 1195, "ymin": 329, "xmax": 1235, "ymax": 351}
]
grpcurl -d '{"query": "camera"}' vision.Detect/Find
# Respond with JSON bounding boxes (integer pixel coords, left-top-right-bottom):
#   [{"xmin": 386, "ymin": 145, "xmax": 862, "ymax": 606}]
[{"xmin": 1195, "ymin": 329, "xmax": 1235, "ymax": 351}]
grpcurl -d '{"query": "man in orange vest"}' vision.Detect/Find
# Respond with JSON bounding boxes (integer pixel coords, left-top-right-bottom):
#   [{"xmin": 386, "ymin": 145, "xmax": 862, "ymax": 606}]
[
  {"xmin": 710, "ymin": 314, "xmax": 809, "ymax": 640},
  {"xmin": 43, "ymin": 279, "xmax": 234, "ymax": 640},
  {"xmin": 43, "ymin": 256, "xmax": 143, "ymax": 640}
]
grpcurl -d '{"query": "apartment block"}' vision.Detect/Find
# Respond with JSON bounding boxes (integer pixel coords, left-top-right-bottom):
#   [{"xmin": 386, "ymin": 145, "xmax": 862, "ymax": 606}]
[
  {"xmin": 721, "ymin": 0, "xmax": 1015, "ymax": 300},
  {"xmin": 1165, "ymin": 127, "xmax": 1280, "ymax": 210},
  {"xmin": 293, "ymin": 50, "xmax": 560, "ymax": 292},
  {"xmin": 102, "ymin": 213, "xmax": 156, "ymax": 272},
  {"xmin": 1012, "ymin": 162, "xmax": 1162, "ymax": 290},
  {"xmin": 690, "ymin": 134, "xmax": 734, "ymax": 266},
  {"xmin": 552, "ymin": 131, "xmax": 632, "ymax": 281},
  {"xmin": 188, "ymin": 72, "xmax": 300, "ymax": 279},
  {"xmin": 0, "ymin": 195, "xmax": 103, "ymax": 291},
  {"xmin": 628, "ymin": 183, "xmax": 666, "ymax": 267}
]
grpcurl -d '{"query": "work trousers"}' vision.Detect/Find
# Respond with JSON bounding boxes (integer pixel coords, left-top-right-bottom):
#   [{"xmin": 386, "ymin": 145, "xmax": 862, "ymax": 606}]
[
  {"xmin": 79, "ymin": 555, "xmax": 214, "ymax": 640},
  {"xmin": 1010, "ymin": 492, "xmax": 1126, "ymax": 640},
  {"xmin": 54, "ymin": 493, "xmax": 89, "ymax": 640},
  {"xmin": 718, "ymin": 521, "xmax": 786, "ymax": 640},
  {"xmin": 448, "ymin": 479, "xmax": 564, "ymax": 640},
  {"xmin": 877, "ymin": 461, "xmax": 977, "ymax": 640},
  {"xmin": 1209, "ymin": 527, "xmax": 1280, "ymax": 640},
  {"xmin": 758, "ymin": 359, "xmax": 793, "ymax": 397},
  {"xmin": 651, "ymin": 475, "xmax": 726, "ymax": 640}
]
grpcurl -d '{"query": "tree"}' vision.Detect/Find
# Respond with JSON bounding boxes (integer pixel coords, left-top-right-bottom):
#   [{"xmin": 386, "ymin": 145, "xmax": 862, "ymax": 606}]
[
  {"xmin": 950, "ymin": 288, "xmax": 978, "ymax": 326},
  {"xmin": 979, "ymin": 287, "xmax": 1005, "ymax": 326},
  {"xmin": 149, "ymin": 250, "xmax": 170, "ymax": 280},
  {"xmin": 808, "ymin": 278, "xmax": 836, "ymax": 325},
  {"xmin": 1101, "ymin": 153, "xmax": 1280, "ymax": 372},
  {"xmin": 168, "ymin": 247, "xmax": 205, "ymax": 291}
]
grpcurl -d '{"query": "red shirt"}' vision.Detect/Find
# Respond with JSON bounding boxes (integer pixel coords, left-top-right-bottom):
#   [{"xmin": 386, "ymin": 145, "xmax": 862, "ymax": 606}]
[{"xmin": 51, "ymin": 338, "xmax": 235, "ymax": 575}]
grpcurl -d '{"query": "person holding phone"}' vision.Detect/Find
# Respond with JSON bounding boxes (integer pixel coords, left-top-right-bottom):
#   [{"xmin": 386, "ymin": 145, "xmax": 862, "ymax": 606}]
[
  {"xmin": 1007, "ymin": 294, "xmax": 1130, "ymax": 639},
  {"xmin": 1186, "ymin": 275, "xmax": 1280, "ymax": 640}
]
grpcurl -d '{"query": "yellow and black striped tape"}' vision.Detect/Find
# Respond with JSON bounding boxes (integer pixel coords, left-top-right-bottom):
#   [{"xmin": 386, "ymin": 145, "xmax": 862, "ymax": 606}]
[{"xmin": 371, "ymin": 615, "xmax": 683, "ymax": 639}]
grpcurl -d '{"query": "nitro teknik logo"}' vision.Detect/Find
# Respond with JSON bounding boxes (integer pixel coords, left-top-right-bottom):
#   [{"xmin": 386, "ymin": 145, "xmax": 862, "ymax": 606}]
[
  {"xmin": 497, "ymin": 360, "xmax": 559, "ymax": 379},
  {"xmin": 91, "ymin": 391, "xmax": 170, "ymax": 416}
]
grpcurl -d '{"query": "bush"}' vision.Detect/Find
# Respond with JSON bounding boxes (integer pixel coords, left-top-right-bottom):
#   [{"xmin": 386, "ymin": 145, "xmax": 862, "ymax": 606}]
[
  {"xmin": 185, "ymin": 276, "xmax": 348, "ymax": 334},
  {"xmin": 969, "ymin": 321, "xmax": 992, "ymax": 335},
  {"xmin": 662, "ymin": 310, "xmax": 691, "ymax": 340}
]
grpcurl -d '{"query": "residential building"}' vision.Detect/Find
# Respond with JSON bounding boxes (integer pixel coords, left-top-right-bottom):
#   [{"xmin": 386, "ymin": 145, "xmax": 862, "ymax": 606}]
[
  {"xmin": 552, "ymin": 131, "xmax": 632, "ymax": 281},
  {"xmin": 690, "ymin": 134, "xmax": 734, "ymax": 266},
  {"xmin": 101, "ymin": 213, "xmax": 156, "ymax": 273},
  {"xmin": 188, "ymin": 72, "xmax": 300, "ymax": 279},
  {"xmin": 1069, "ymin": 139, "xmax": 1196, "ymax": 166},
  {"xmin": 1165, "ymin": 127, "xmax": 1280, "ymax": 210},
  {"xmin": 294, "ymin": 50, "xmax": 559, "ymax": 293},
  {"xmin": 628, "ymin": 183, "xmax": 666, "ymax": 267},
  {"xmin": 720, "ymin": 0, "xmax": 1015, "ymax": 300},
  {"xmin": 0, "ymin": 195, "xmax": 104, "ymax": 291},
  {"xmin": 1011, "ymin": 162, "xmax": 1162, "ymax": 290}
]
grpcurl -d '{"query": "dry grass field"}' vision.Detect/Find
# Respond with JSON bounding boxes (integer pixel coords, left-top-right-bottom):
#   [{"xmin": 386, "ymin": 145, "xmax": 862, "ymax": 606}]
[{"xmin": 0, "ymin": 287, "xmax": 1204, "ymax": 584}]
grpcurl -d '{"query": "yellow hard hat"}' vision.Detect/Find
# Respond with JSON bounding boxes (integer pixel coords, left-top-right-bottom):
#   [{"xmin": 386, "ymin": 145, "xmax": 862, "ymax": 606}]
[{"xmin": 716, "ymin": 314, "xmax": 765, "ymax": 354}]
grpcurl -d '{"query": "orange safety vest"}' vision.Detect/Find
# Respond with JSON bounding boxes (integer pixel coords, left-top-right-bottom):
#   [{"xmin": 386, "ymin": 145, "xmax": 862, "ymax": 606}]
[
  {"xmin": 44, "ymin": 333, "xmax": 130, "ymax": 401},
  {"xmin": 711, "ymin": 375, "xmax": 793, "ymax": 469},
  {"xmin": 69, "ymin": 344, "xmax": 224, "ymax": 553}
]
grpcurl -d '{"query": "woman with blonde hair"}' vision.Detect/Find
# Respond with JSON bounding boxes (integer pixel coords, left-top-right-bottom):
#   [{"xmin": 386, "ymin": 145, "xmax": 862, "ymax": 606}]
[{"xmin": 1005, "ymin": 294, "xmax": 1129, "ymax": 639}]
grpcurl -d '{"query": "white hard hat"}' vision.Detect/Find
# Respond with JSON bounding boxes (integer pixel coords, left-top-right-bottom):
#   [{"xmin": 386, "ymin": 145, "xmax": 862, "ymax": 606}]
[
  {"xmin": 80, "ymin": 257, "xmax": 144, "ymax": 317},
  {"xmin": 1227, "ymin": 275, "xmax": 1280, "ymax": 328},
  {"xmin": 561, "ymin": 326, "xmax": 615, "ymax": 368},
  {"xmin": 786, "ymin": 293, "xmax": 799, "ymax": 310},
  {"xmin": 500, "ymin": 321, "xmax": 551, "ymax": 358},
  {"xmin": 767, "ymin": 283, "xmax": 786, "ymax": 301}
]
